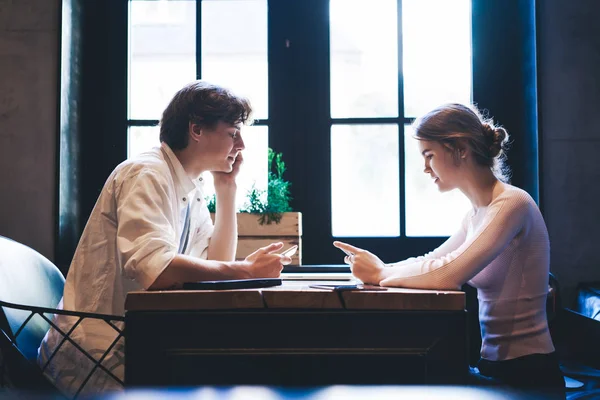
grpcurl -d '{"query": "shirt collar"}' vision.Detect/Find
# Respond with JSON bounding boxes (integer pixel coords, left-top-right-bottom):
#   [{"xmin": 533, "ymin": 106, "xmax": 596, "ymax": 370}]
[{"xmin": 160, "ymin": 142, "xmax": 199, "ymax": 200}]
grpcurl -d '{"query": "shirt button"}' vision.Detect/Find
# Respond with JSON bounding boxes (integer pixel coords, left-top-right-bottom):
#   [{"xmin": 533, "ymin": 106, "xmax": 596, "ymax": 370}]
[
  {"xmin": 197, "ymin": 198, "xmax": 201, "ymax": 202},
  {"xmin": 183, "ymin": 197, "xmax": 187, "ymax": 202},
  {"xmin": 199, "ymin": 177, "xmax": 203, "ymax": 182}
]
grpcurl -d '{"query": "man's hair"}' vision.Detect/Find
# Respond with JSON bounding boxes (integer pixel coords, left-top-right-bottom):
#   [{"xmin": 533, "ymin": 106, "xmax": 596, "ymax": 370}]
[{"xmin": 159, "ymin": 81, "xmax": 253, "ymax": 150}]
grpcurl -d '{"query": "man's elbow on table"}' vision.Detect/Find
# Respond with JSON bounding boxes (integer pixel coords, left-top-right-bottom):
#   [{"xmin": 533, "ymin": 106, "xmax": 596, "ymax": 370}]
[{"xmin": 147, "ymin": 255, "xmax": 233, "ymax": 291}]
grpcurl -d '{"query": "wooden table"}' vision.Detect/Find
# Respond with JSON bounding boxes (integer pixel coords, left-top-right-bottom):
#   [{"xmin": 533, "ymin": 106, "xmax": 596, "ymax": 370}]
[{"xmin": 124, "ymin": 280, "xmax": 467, "ymax": 386}]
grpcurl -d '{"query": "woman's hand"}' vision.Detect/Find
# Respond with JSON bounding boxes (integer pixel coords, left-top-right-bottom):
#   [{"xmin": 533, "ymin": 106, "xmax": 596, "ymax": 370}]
[{"xmin": 333, "ymin": 241, "xmax": 386, "ymax": 285}]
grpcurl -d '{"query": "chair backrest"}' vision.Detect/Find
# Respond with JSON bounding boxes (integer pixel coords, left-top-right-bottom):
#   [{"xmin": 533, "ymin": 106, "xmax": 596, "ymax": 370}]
[
  {"xmin": 0, "ymin": 235, "xmax": 65, "ymax": 361},
  {"xmin": 548, "ymin": 272, "xmax": 561, "ymax": 325}
]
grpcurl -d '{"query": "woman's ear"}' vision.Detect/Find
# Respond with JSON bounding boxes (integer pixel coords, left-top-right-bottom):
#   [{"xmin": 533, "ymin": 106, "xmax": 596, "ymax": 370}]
[
  {"xmin": 450, "ymin": 141, "xmax": 469, "ymax": 166},
  {"xmin": 456, "ymin": 140, "xmax": 469, "ymax": 159}
]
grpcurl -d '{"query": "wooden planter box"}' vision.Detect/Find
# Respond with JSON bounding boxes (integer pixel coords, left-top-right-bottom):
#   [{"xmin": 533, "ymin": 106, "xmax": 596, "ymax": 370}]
[{"xmin": 210, "ymin": 212, "xmax": 302, "ymax": 265}]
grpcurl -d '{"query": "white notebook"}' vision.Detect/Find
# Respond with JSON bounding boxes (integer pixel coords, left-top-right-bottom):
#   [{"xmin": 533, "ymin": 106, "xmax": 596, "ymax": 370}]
[{"xmin": 280, "ymin": 272, "xmax": 356, "ymax": 281}]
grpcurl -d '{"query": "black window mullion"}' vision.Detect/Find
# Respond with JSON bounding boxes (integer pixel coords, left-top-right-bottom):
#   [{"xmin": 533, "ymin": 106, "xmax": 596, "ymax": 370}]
[
  {"xmin": 331, "ymin": 117, "xmax": 414, "ymax": 125},
  {"xmin": 196, "ymin": 0, "xmax": 202, "ymax": 79},
  {"xmin": 268, "ymin": 0, "xmax": 299, "ymax": 180},
  {"xmin": 269, "ymin": 0, "xmax": 333, "ymax": 265},
  {"xmin": 300, "ymin": 0, "xmax": 332, "ymax": 264},
  {"xmin": 397, "ymin": 0, "xmax": 406, "ymax": 238},
  {"xmin": 128, "ymin": 119, "xmax": 159, "ymax": 127}
]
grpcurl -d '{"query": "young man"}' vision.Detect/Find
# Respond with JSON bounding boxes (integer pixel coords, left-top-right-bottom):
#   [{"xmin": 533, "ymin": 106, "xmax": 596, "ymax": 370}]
[{"xmin": 38, "ymin": 81, "xmax": 291, "ymax": 396}]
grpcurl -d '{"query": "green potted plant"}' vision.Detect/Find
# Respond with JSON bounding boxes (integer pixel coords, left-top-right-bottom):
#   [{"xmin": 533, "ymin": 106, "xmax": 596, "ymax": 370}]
[{"xmin": 208, "ymin": 149, "xmax": 302, "ymax": 264}]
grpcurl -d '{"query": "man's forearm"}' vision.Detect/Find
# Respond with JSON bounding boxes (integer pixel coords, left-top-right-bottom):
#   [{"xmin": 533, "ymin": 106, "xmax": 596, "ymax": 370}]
[
  {"xmin": 149, "ymin": 254, "xmax": 249, "ymax": 290},
  {"xmin": 207, "ymin": 185, "xmax": 238, "ymax": 261}
]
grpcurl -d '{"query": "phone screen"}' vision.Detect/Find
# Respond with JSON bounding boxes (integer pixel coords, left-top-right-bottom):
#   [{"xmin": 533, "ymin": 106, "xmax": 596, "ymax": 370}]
[
  {"xmin": 280, "ymin": 245, "xmax": 298, "ymax": 258},
  {"xmin": 339, "ymin": 248, "xmax": 354, "ymax": 257}
]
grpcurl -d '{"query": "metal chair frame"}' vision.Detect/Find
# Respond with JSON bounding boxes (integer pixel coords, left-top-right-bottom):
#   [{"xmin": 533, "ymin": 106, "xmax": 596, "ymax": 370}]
[{"xmin": 0, "ymin": 299, "xmax": 124, "ymax": 398}]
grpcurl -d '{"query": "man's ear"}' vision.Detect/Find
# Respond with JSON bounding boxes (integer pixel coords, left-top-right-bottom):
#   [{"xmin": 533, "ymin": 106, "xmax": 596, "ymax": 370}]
[{"xmin": 189, "ymin": 122, "xmax": 202, "ymax": 142}]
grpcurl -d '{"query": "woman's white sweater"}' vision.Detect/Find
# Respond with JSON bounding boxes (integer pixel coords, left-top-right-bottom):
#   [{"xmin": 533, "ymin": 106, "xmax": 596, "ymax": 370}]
[{"xmin": 382, "ymin": 185, "xmax": 555, "ymax": 361}]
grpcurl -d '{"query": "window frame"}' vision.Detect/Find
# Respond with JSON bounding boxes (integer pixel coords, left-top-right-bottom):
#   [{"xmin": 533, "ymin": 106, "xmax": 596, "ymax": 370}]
[
  {"xmin": 70, "ymin": 0, "xmax": 539, "ymax": 269},
  {"xmin": 126, "ymin": 0, "xmax": 271, "ymax": 157},
  {"xmin": 123, "ymin": 0, "xmax": 455, "ymax": 265},
  {"xmin": 266, "ymin": 0, "xmax": 452, "ymax": 264}
]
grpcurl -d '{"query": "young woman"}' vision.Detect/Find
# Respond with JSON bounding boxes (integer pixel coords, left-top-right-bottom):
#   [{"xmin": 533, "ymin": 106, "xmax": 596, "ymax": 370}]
[{"xmin": 334, "ymin": 104, "xmax": 564, "ymax": 390}]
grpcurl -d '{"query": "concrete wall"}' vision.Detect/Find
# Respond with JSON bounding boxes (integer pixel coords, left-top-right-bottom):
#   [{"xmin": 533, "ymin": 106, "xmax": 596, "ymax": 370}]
[
  {"xmin": 538, "ymin": 0, "xmax": 600, "ymax": 304},
  {"xmin": 0, "ymin": 0, "xmax": 59, "ymax": 260}
]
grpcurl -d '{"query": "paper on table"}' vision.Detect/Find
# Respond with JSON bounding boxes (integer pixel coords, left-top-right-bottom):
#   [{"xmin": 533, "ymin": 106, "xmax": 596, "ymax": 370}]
[{"xmin": 280, "ymin": 272, "xmax": 356, "ymax": 281}]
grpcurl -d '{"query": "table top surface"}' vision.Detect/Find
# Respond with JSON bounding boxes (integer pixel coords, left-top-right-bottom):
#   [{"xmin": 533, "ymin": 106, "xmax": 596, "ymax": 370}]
[{"xmin": 125, "ymin": 274, "xmax": 465, "ymax": 312}]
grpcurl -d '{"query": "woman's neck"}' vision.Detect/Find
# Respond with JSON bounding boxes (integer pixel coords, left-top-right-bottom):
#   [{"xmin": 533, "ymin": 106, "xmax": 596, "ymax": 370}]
[{"xmin": 459, "ymin": 167, "xmax": 502, "ymax": 210}]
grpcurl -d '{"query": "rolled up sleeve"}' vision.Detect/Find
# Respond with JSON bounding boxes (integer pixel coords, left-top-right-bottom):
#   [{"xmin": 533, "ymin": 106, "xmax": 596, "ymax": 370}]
[{"xmin": 115, "ymin": 169, "xmax": 179, "ymax": 289}]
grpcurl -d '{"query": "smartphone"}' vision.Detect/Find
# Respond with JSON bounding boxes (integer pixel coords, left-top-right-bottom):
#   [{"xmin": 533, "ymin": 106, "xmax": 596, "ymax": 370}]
[
  {"xmin": 182, "ymin": 278, "xmax": 282, "ymax": 290},
  {"xmin": 279, "ymin": 245, "xmax": 298, "ymax": 258},
  {"xmin": 339, "ymin": 248, "xmax": 354, "ymax": 257}
]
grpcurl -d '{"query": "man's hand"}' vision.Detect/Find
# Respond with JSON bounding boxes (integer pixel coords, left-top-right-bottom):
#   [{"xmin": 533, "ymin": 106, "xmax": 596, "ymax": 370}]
[
  {"xmin": 212, "ymin": 152, "xmax": 243, "ymax": 189},
  {"xmin": 241, "ymin": 242, "xmax": 292, "ymax": 278},
  {"xmin": 333, "ymin": 241, "xmax": 386, "ymax": 285}
]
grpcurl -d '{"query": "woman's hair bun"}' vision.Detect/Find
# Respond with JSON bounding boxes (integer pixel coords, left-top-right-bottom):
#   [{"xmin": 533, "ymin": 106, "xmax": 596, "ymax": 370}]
[{"xmin": 482, "ymin": 123, "xmax": 509, "ymax": 158}]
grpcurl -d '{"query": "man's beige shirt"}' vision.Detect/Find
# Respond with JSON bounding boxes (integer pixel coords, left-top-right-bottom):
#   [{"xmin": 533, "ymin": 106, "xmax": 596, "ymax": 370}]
[{"xmin": 38, "ymin": 143, "xmax": 213, "ymax": 397}]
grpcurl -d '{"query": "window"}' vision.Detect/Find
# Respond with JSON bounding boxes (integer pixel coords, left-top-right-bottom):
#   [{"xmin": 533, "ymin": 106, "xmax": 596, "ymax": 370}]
[
  {"xmin": 200, "ymin": 0, "xmax": 269, "ymax": 205},
  {"xmin": 128, "ymin": 0, "xmax": 196, "ymax": 159},
  {"xmin": 402, "ymin": 0, "xmax": 472, "ymax": 236},
  {"xmin": 128, "ymin": 0, "xmax": 268, "ymax": 209},
  {"xmin": 127, "ymin": 0, "xmax": 472, "ymax": 264},
  {"xmin": 328, "ymin": 0, "xmax": 472, "ymax": 238}
]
